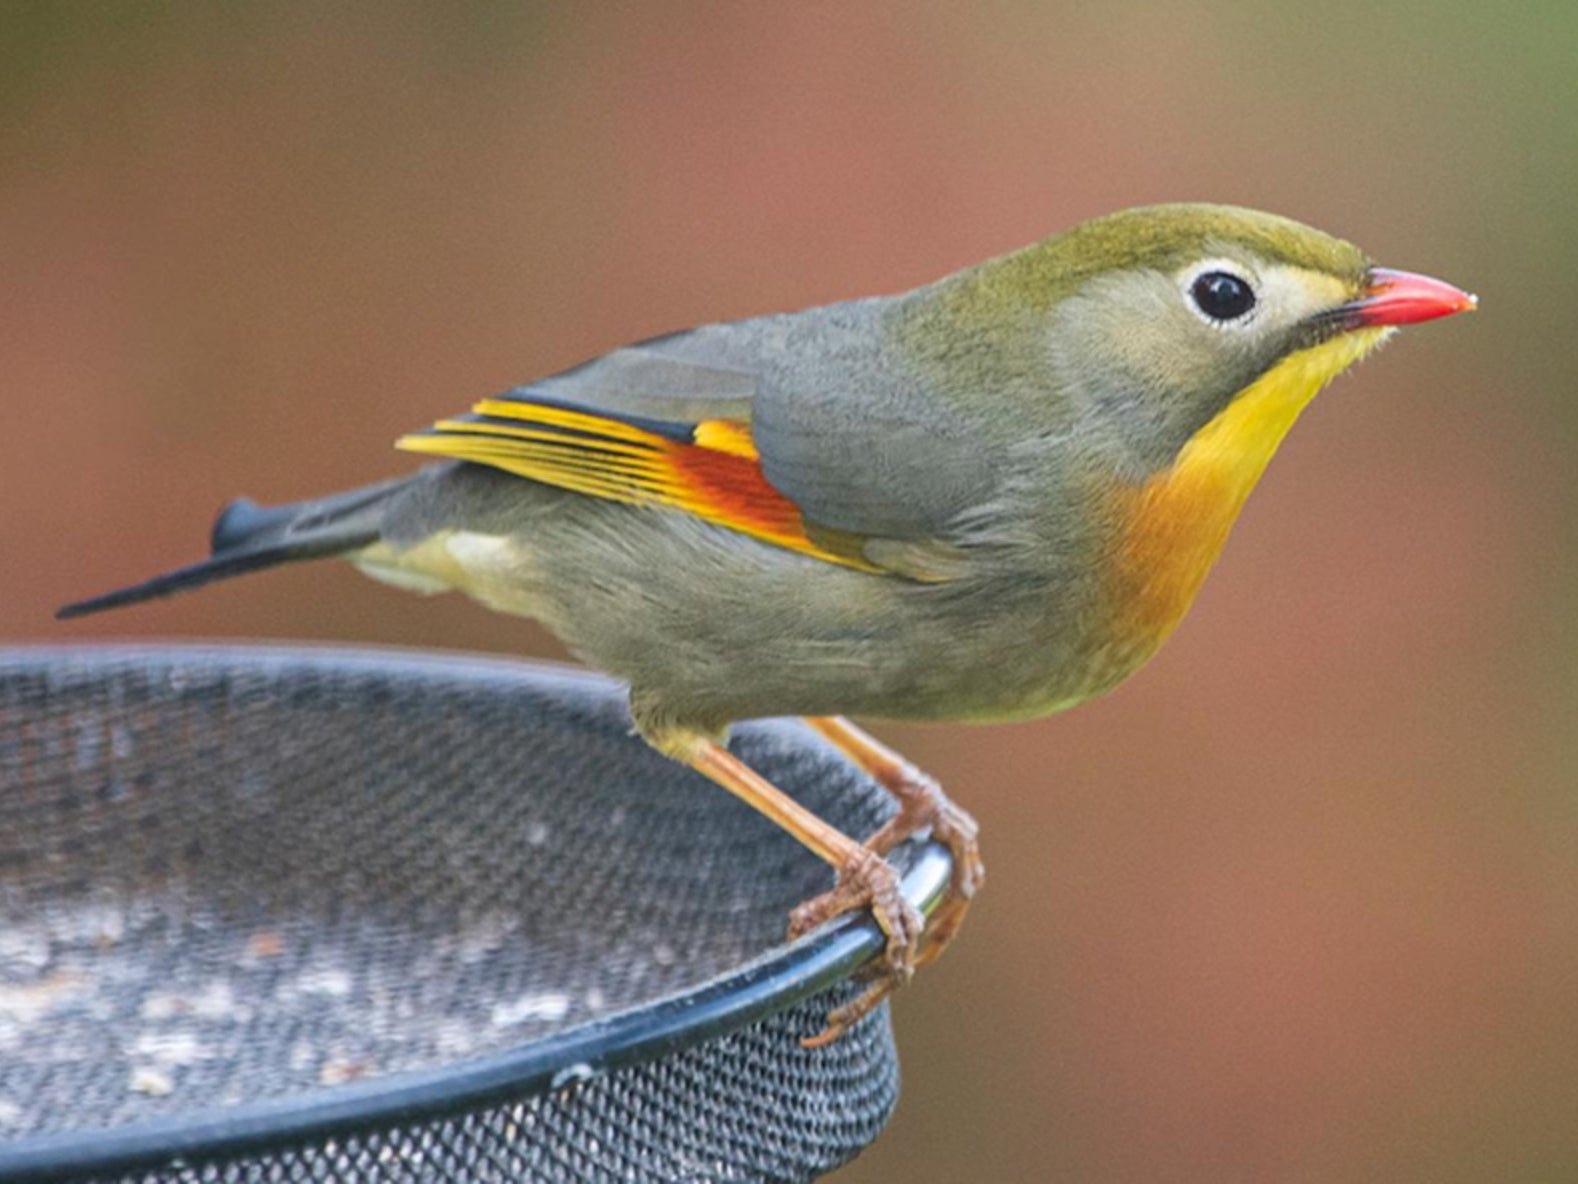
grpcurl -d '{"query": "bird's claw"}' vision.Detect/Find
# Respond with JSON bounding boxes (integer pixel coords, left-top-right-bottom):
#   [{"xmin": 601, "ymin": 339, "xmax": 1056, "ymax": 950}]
[
  {"xmin": 916, "ymin": 793, "xmax": 984, "ymax": 964},
  {"xmin": 788, "ymin": 848, "xmax": 924, "ymax": 1048},
  {"xmin": 855, "ymin": 766, "xmax": 984, "ymax": 967}
]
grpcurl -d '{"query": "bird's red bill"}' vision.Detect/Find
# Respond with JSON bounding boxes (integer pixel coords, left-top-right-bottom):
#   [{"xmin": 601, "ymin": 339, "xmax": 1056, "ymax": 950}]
[{"xmin": 1349, "ymin": 267, "xmax": 1478, "ymax": 327}]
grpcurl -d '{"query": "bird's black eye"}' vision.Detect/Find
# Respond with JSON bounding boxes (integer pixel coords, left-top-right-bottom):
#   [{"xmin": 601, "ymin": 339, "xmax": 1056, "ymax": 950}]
[{"xmin": 1190, "ymin": 271, "xmax": 1256, "ymax": 322}]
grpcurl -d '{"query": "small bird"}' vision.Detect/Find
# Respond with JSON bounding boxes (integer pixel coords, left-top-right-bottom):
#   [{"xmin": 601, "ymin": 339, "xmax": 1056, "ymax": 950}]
[{"xmin": 60, "ymin": 204, "xmax": 1476, "ymax": 1045}]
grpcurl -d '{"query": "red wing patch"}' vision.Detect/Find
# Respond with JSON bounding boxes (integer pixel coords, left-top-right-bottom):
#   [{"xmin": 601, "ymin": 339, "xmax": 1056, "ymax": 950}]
[{"xmin": 396, "ymin": 398, "xmax": 877, "ymax": 571}]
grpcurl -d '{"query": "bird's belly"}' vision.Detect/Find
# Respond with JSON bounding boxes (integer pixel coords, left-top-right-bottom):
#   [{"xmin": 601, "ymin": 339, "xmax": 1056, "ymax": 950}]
[
  {"xmin": 937, "ymin": 472, "xmax": 1255, "ymax": 725},
  {"xmin": 347, "ymin": 487, "xmax": 1236, "ymax": 730},
  {"xmin": 922, "ymin": 623, "xmax": 1159, "ymax": 724}
]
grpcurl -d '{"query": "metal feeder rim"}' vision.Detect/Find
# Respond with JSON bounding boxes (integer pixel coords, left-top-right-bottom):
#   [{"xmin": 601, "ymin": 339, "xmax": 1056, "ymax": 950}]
[{"xmin": 0, "ymin": 642, "xmax": 952, "ymax": 1183}]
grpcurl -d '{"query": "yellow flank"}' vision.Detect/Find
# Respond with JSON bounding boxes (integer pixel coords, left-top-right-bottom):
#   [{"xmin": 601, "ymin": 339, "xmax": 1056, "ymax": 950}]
[{"xmin": 1111, "ymin": 327, "xmax": 1391, "ymax": 649}]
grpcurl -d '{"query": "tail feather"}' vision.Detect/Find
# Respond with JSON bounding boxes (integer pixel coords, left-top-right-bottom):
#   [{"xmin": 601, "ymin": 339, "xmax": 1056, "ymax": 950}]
[
  {"xmin": 210, "ymin": 497, "xmax": 290, "ymax": 553},
  {"xmin": 57, "ymin": 476, "xmax": 409, "ymax": 620}
]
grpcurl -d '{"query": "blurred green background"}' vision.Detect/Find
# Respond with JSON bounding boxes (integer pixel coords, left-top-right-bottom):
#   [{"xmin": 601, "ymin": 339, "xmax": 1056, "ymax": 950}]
[{"xmin": 8, "ymin": 3, "xmax": 1578, "ymax": 1180}]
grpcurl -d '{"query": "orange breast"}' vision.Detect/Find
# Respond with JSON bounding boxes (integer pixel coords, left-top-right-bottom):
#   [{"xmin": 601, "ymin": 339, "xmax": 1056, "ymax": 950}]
[
  {"xmin": 1106, "ymin": 463, "xmax": 1251, "ymax": 654},
  {"xmin": 1098, "ymin": 325, "xmax": 1392, "ymax": 656}
]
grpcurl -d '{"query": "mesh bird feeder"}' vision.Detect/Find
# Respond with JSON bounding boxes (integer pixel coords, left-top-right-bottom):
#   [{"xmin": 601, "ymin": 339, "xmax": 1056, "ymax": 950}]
[{"xmin": 0, "ymin": 645, "xmax": 948, "ymax": 1183}]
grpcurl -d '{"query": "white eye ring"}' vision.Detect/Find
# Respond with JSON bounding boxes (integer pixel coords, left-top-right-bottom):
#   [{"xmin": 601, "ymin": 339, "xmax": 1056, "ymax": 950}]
[{"xmin": 1182, "ymin": 259, "xmax": 1259, "ymax": 328}]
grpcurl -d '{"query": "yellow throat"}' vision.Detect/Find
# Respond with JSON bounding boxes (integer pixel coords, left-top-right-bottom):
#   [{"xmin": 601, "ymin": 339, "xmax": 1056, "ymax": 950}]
[{"xmin": 1112, "ymin": 326, "xmax": 1393, "ymax": 647}]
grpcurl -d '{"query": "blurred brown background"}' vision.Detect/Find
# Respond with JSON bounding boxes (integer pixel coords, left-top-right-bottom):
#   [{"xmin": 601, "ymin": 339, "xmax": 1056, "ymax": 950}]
[{"xmin": 7, "ymin": 3, "xmax": 1578, "ymax": 1180}]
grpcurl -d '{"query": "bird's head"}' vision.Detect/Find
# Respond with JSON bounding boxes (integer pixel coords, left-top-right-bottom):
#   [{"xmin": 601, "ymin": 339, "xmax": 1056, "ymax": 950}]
[{"xmin": 915, "ymin": 203, "xmax": 1476, "ymax": 481}]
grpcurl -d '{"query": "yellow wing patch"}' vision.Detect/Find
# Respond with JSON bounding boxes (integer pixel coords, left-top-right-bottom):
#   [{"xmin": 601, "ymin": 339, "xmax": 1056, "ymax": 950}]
[{"xmin": 396, "ymin": 397, "xmax": 879, "ymax": 572}]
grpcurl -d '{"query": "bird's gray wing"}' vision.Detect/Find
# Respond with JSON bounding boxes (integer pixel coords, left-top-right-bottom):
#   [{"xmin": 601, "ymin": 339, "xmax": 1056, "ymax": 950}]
[
  {"xmin": 521, "ymin": 326, "xmax": 761, "ymax": 424},
  {"xmin": 398, "ymin": 306, "xmax": 998, "ymax": 578}
]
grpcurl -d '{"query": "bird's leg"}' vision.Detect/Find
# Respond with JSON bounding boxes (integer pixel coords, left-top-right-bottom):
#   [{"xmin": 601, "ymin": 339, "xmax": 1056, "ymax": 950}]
[
  {"xmin": 804, "ymin": 716, "xmax": 983, "ymax": 967},
  {"xmin": 660, "ymin": 732, "xmax": 925, "ymax": 1048}
]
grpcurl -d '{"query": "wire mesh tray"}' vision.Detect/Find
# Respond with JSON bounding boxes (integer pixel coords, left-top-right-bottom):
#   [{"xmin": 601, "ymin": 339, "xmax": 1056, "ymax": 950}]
[{"xmin": 0, "ymin": 645, "xmax": 948, "ymax": 1183}]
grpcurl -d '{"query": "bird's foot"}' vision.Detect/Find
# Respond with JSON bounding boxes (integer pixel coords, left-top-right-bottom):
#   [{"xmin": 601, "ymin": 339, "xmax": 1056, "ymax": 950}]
[
  {"xmin": 859, "ymin": 765, "xmax": 984, "ymax": 967},
  {"xmin": 787, "ymin": 848, "xmax": 925, "ymax": 1048},
  {"xmin": 803, "ymin": 718, "xmax": 984, "ymax": 969}
]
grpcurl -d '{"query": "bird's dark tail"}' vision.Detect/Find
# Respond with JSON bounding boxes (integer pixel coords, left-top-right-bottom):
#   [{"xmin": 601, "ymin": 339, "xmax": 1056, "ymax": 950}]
[{"xmin": 56, "ymin": 476, "xmax": 411, "ymax": 620}]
